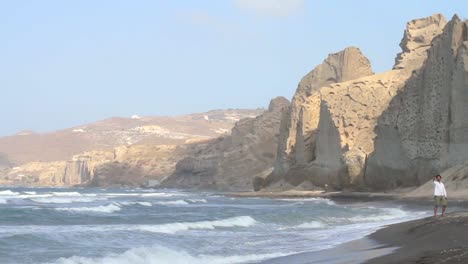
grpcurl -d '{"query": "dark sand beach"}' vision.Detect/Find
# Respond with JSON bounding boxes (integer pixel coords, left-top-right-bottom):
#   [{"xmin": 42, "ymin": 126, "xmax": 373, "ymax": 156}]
[
  {"xmin": 264, "ymin": 211, "xmax": 468, "ymax": 264},
  {"xmin": 365, "ymin": 212, "xmax": 468, "ymax": 264}
]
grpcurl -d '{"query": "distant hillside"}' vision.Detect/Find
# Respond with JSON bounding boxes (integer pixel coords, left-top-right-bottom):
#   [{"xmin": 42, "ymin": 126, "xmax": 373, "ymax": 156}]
[{"xmin": 0, "ymin": 109, "xmax": 263, "ymax": 165}]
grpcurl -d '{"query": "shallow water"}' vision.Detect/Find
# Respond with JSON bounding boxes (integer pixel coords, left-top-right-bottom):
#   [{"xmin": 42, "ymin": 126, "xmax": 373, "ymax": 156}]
[{"xmin": 0, "ymin": 187, "xmax": 429, "ymax": 264}]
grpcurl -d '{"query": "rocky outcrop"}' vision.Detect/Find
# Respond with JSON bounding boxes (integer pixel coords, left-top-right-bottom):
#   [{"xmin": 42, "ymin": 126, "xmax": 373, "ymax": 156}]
[
  {"xmin": 0, "ymin": 144, "xmax": 195, "ymax": 187},
  {"xmin": 163, "ymin": 97, "xmax": 290, "ymax": 191},
  {"xmin": 276, "ymin": 47, "xmax": 374, "ymax": 176},
  {"xmin": 0, "ymin": 109, "xmax": 263, "ymax": 165},
  {"xmin": 261, "ymin": 14, "xmax": 465, "ymax": 192},
  {"xmin": 366, "ymin": 15, "xmax": 468, "ymax": 189}
]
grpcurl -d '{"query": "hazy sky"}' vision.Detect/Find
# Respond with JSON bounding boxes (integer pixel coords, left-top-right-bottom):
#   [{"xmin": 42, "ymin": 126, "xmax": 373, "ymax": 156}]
[{"xmin": 0, "ymin": 1, "xmax": 466, "ymax": 136}]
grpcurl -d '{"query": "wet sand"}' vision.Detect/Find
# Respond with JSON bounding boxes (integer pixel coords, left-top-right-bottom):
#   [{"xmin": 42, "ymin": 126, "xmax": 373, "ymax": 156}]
[
  {"xmin": 365, "ymin": 211, "xmax": 468, "ymax": 264},
  {"xmin": 261, "ymin": 238, "xmax": 396, "ymax": 264}
]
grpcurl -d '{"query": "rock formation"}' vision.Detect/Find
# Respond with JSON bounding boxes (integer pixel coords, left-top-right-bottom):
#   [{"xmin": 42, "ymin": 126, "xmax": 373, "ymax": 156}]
[
  {"xmin": 0, "ymin": 109, "xmax": 262, "ymax": 187},
  {"xmin": 260, "ymin": 14, "xmax": 468, "ymax": 192},
  {"xmin": 162, "ymin": 97, "xmax": 290, "ymax": 191}
]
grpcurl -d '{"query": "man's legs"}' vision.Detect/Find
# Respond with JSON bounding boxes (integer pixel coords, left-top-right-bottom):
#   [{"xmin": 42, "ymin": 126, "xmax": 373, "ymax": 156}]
[
  {"xmin": 434, "ymin": 205, "xmax": 438, "ymax": 217},
  {"xmin": 442, "ymin": 205, "xmax": 446, "ymax": 216}
]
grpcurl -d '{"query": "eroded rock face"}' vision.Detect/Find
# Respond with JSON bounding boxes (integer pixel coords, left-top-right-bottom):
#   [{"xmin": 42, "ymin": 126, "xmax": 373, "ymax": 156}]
[
  {"xmin": 163, "ymin": 97, "xmax": 290, "ymax": 191},
  {"xmin": 0, "ymin": 145, "xmax": 194, "ymax": 187},
  {"xmin": 271, "ymin": 47, "xmax": 374, "ymax": 183},
  {"xmin": 262, "ymin": 14, "xmax": 464, "ymax": 192},
  {"xmin": 394, "ymin": 14, "xmax": 447, "ymax": 70},
  {"xmin": 366, "ymin": 15, "xmax": 468, "ymax": 189}
]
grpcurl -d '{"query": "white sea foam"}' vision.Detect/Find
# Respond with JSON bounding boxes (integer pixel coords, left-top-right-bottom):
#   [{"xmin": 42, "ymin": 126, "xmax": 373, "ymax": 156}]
[
  {"xmin": 23, "ymin": 191, "xmax": 36, "ymax": 195},
  {"xmin": 348, "ymin": 208, "xmax": 409, "ymax": 222},
  {"xmin": 104, "ymin": 192, "xmax": 183, "ymax": 197},
  {"xmin": 0, "ymin": 190, "xmax": 20, "ymax": 196},
  {"xmin": 51, "ymin": 192, "xmax": 82, "ymax": 196},
  {"xmin": 119, "ymin": 201, "xmax": 152, "ymax": 207},
  {"xmin": 136, "ymin": 216, "xmax": 257, "ymax": 234},
  {"xmin": 187, "ymin": 199, "xmax": 208, "ymax": 203},
  {"xmin": 154, "ymin": 200, "xmax": 189, "ymax": 206},
  {"xmin": 279, "ymin": 197, "xmax": 336, "ymax": 206},
  {"xmin": 52, "ymin": 245, "xmax": 287, "ymax": 264},
  {"xmin": 0, "ymin": 198, "xmax": 7, "ymax": 204},
  {"xmin": 55, "ymin": 203, "xmax": 121, "ymax": 213},
  {"xmin": 31, "ymin": 197, "xmax": 101, "ymax": 204},
  {"xmin": 297, "ymin": 221, "xmax": 326, "ymax": 229}
]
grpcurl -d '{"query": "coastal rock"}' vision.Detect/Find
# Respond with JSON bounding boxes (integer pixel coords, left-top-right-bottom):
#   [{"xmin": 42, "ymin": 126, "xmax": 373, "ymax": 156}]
[
  {"xmin": 163, "ymin": 97, "xmax": 290, "ymax": 191},
  {"xmin": 268, "ymin": 47, "xmax": 374, "ymax": 187},
  {"xmin": 366, "ymin": 15, "xmax": 468, "ymax": 189},
  {"xmin": 0, "ymin": 145, "xmax": 195, "ymax": 187},
  {"xmin": 262, "ymin": 14, "xmax": 462, "ymax": 191},
  {"xmin": 394, "ymin": 13, "xmax": 447, "ymax": 70}
]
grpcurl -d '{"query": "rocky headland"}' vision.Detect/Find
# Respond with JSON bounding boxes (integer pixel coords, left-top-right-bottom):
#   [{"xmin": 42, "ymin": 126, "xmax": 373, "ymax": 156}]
[{"xmin": 0, "ymin": 109, "xmax": 263, "ymax": 187}]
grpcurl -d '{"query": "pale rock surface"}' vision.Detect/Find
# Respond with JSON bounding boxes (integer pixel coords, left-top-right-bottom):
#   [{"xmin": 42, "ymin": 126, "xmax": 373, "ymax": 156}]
[
  {"xmin": 279, "ymin": 47, "xmax": 374, "ymax": 172},
  {"xmin": 262, "ymin": 14, "xmax": 460, "ymax": 191},
  {"xmin": 367, "ymin": 15, "xmax": 468, "ymax": 189},
  {"xmin": 163, "ymin": 97, "xmax": 290, "ymax": 191},
  {"xmin": 0, "ymin": 144, "xmax": 196, "ymax": 187}
]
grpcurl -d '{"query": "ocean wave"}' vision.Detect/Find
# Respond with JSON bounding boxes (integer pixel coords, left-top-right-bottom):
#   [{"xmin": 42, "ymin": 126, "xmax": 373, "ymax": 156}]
[
  {"xmin": 348, "ymin": 208, "xmax": 409, "ymax": 222},
  {"xmin": 119, "ymin": 201, "xmax": 152, "ymax": 207},
  {"xmin": 0, "ymin": 190, "xmax": 20, "ymax": 196},
  {"xmin": 51, "ymin": 192, "xmax": 82, "ymax": 196},
  {"xmin": 0, "ymin": 198, "xmax": 7, "ymax": 204},
  {"xmin": 103, "ymin": 192, "xmax": 184, "ymax": 198},
  {"xmin": 187, "ymin": 199, "xmax": 208, "ymax": 203},
  {"xmin": 55, "ymin": 203, "xmax": 121, "ymax": 213},
  {"xmin": 296, "ymin": 221, "xmax": 326, "ymax": 229},
  {"xmin": 31, "ymin": 197, "xmax": 102, "ymax": 204},
  {"xmin": 136, "ymin": 216, "xmax": 257, "ymax": 234},
  {"xmin": 279, "ymin": 197, "xmax": 336, "ymax": 206},
  {"xmin": 154, "ymin": 200, "xmax": 189, "ymax": 206},
  {"xmin": 51, "ymin": 245, "xmax": 287, "ymax": 264}
]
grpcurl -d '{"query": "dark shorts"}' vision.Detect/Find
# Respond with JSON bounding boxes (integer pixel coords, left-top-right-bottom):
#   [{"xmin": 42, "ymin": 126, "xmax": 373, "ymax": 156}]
[{"xmin": 434, "ymin": 196, "xmax": 447, "ymax": 206}]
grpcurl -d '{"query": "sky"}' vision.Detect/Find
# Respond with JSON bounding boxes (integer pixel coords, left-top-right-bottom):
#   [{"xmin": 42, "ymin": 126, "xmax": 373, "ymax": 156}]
[{"xmin": 0, "ymin": 1, "xmax": 467, "ymax": 136}]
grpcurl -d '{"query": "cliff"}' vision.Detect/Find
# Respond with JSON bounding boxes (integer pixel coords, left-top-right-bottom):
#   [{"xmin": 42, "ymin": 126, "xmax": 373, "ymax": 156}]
[
  {"xmin": 260, "ymin": 14, "xmax": 468, "ymax": 192},
  {"xmin": 0, "ymin": 144, "xmax": 197, "ymax": 187},
  {"xmin": 162, "ymin": 97, "xmax": 290, "ymax": 191},
  {"xmin": 0, "ymin": 109, "xmax": 262, "ymax": 187}
]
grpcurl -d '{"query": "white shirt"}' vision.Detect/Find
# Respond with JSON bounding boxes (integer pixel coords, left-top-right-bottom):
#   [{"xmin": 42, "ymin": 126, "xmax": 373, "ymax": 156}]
[{"xmin": 434, "ymin": 180, "xmax": 447, "ymax": 197}]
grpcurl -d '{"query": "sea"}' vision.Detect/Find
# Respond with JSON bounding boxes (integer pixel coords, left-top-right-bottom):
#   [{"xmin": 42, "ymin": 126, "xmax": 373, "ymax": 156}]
[{"xmin": 0, "ymin": 187, "xmax": 430, "ymax": 264}]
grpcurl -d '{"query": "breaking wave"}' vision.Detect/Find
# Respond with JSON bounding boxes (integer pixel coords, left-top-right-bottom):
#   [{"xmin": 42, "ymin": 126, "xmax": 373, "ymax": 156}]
[
  {"xmin": 135, "ymin": 216, "xmax": 257, "ymax": 234},
  {"xmin": 31, "ymin": 197, "xmax": 101, "ymax": 204},
  {"xmin": 55, "ymin": 203, "xmax": 121, "ymax": 213},
  {"xmin": 51, "ymin": 245, "xmax": 287, "ymax": 264},
  {"xmin": 154, "ymin": 200, "xmax": 189, "ymax": 206}
]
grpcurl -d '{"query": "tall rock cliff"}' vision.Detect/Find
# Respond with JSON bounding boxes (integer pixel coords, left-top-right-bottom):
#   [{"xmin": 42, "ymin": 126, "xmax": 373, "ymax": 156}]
[
  {"xmin": 163, "ymin": 97, "xmax": 290, "ymax": 191},
  {"xmin": 366, "ymin": 15, "xmax": 468, "ymax": 189},
  {"xmin": 261, "ymin": 14, "xmax": 460, "ymax": 192},
  {"xmin": 277, "ymin": 47, "xmax": 374, "ymax": 174}
]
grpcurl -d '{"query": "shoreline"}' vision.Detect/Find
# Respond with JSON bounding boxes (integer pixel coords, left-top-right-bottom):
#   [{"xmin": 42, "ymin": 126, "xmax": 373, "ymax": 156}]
[
  {"xmin": 229, "ymin": 190, "xmax": 468, "ymax": 205},
  {"xmin": 364, "ymin": 211, "xmax": 468, "ymax": 264},
  {"xmin": 263, "ymin": 211, "xmax": 468, "ymax": 264}
]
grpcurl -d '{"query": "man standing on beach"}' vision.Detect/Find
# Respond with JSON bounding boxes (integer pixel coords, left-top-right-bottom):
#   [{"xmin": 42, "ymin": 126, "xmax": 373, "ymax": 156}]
[{"xmin": 433, "ymin": 174, "xmax": 447, "ymax": 217}]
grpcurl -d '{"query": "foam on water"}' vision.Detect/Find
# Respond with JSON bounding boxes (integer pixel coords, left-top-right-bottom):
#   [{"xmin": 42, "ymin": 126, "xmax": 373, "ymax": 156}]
[
  {"xmin": 296, "ymin": 221, "xmax": 326, "ymax": 229},
  {"xmin": 31, "ymin": 197, "xmax": 102, "ymax": 204},
  {"xmin": 55, "ymin": 203, "xmax": 121, "ymax": 213},
  {"xmin": 187, "ymin": 199, "xmax": 208, "ymax": 203},
  {"xmin": 119, "ymin": 201, "xmax": 152, "ymax": 207},
  {"xmin": 51, "ymin": 192, "xmax": 83, "ymax": 196},
  {"xmin": 51, "ymin": 245, "xmax": 289, "ymax": 264},
  {"xmin": 279, "ymin": 197, "xmax": 336, "ymax": 206},
  {"xmin": 348, "ymin": 208, "xmax": 409, "ymax": 222},
  {"xmin": 136, "ymin": 216, "xmax": 257, "ymax": 234},
  {"xmin": 154, "ymin": 200, "xmax": 189, "ymax": 206},
  {"xmin": 0, "ymin": 190, "xmax": 20, "ymax": 196}
]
